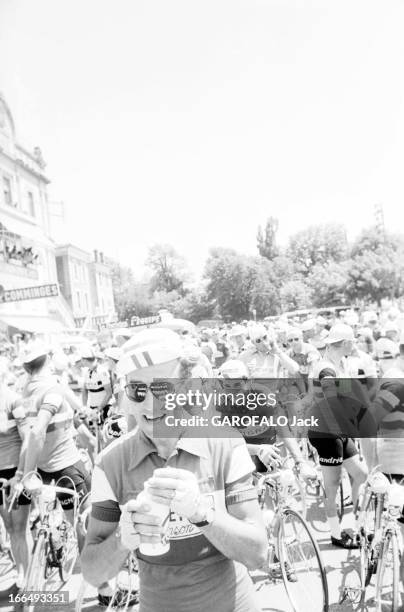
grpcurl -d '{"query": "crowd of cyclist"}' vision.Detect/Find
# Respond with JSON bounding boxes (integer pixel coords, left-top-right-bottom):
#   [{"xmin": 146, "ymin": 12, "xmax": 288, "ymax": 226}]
[{"xmin": 0, "ymin": 302, "xmax": 404, "ymax": 611}]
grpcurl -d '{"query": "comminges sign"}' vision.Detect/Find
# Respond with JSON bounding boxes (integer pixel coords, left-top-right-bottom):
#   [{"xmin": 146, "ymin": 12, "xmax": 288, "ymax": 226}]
[{"xmin": 0, "ymin": 283, "xmax": 59, "ymax": 303}]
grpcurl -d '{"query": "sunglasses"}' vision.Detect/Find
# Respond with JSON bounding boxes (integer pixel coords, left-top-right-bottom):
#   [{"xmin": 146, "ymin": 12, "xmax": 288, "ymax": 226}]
[
  {"xmin": 288, "ymin": 337, "xmax": 300, "ymax": 342},
  {"xmin": 124, "ymin": 380, "xmax": 176, "ymax": 403}
]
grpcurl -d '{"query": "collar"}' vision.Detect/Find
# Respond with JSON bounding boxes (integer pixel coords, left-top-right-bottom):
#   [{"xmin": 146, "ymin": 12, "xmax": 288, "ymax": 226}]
[{"xmin": 128, "ymin": 428, "xmax": 208, "ymax": 470}]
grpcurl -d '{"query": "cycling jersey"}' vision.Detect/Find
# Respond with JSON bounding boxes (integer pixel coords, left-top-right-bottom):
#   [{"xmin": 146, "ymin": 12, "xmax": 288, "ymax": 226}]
[
  {"xmin": 239, "ymin": 350, "xmax": 281, "ymax": 378},
  {"xmin": 377, "ymin": 379, "xmax": 404, "ymax": 475},
  {"xmin": 22, "ymin": 373, "xmax": 80, "ymax": 472},
  {"xmin": 0, "ymin": 384, "xmax": 26, "ymax": 469},
  {"xmin": 90, "ymin": 430, "xmax": 259, "ymax": 612},
  {"xmin": 83, "ymin": 365, "xmax": 112, "ymax": 409}
]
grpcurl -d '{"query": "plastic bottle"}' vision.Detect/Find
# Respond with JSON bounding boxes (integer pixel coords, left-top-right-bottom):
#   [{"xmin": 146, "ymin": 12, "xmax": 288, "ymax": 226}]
[{"xmin": 137, "ymin": 488, "xmax": 170, "ymax": 556}]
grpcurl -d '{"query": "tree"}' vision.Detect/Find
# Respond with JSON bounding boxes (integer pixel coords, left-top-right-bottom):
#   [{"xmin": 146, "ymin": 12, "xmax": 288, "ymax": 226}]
[
  {"xmin": 204, "ymin": 249, "xmax": 260, "ymax": 320},
  {"xmin": 288, "ymin": 223, "xmax": 348, "ymax": 274},
  {"xmin": 280, "ymin": 280, "xmax": 312, "ymax": 311},
  {"xmin": 307, "ymin": 262, "xmax": 349, "ymax": 307},
  {"xmin": 146, "ymin": 244, "xmax": 189, "ymax": 295},
  {"xmin": 347, "ymin": 227, "xmax": 404, "ymax": 303},
  {"xmin": 257, "ymin": 217, "xmax": 279, "ymax": 260}
]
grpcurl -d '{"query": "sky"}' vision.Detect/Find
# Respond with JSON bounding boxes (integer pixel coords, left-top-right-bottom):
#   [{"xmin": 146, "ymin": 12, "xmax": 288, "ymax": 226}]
[{"xmin": 1, "ymin": 0, "xmax": 404, "ymax": 280}]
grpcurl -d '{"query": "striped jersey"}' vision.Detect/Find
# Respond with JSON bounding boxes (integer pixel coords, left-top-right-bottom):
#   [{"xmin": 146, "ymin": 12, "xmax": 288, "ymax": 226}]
[{"xmin": 21, "ymin": 373, "xmax": 80, "ymax": 472}]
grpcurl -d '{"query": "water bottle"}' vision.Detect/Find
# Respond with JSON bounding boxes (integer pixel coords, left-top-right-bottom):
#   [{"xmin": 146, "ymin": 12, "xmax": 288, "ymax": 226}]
[{"xmin": 137, "ymin": 486, "xmax": 170, "ymax": 556}]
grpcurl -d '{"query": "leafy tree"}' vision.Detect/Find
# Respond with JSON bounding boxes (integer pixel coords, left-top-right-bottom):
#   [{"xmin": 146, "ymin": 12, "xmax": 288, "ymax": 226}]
[
  {"xmin": 347, "ymin": 227, "xmax": 404, "ymax": 303},
  {"xmin": 288, "ymin": 223, "xmax": 348, "ymax": 274},
  {"xmin": 307, "ymin": 262, "xmax": 349, "ymax": 307},
  {"xmin": 257, "ymin": 217, "xmax": 279, "ymax": 260},
  {"xmin": 280, "ymin": 279, "xmax": 312, "ymax": 311},
  {"xmin": 204, "ymin": 249, "xmax": 261, "ymax": 320},
  {"xmin": 146, "ymin": 244, "xmax": 189, "ymax": 295}
]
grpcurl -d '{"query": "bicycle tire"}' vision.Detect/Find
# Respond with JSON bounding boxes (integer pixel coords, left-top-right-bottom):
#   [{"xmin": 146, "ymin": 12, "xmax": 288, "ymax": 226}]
[
  {"xmin": 23, "ymin": 532, "xmax": 47, "ymax": 612},
  {"xmin": 375, "ymin": 531, "xmax": 400, "ymax": 612},
  {"xmin": 58, "ymin": 521, "xmax": 79, "ymax": 583},
  {"xmin": 336, "ymin": 480, "xmax": 344, "ymax": 523},
  {"xmin": 277, "ymin": 508, "xmax": 329, "ymax": 612}
]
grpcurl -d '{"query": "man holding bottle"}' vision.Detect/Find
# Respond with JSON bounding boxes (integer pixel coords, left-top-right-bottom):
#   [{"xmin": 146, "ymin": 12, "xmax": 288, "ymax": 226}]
[{"xmin": 81, "ymin": 328, "xmax": 267, "ymax": 612}]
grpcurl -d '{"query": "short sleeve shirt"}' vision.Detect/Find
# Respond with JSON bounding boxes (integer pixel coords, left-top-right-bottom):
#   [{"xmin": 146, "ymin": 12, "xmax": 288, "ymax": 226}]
[
  {"xmin": 22, "ymin": 374, "xmax": 80, "ymax": 472},
  {"xmin": 90, "ymin": 429, "xmax": 259, "ymax": 612}
]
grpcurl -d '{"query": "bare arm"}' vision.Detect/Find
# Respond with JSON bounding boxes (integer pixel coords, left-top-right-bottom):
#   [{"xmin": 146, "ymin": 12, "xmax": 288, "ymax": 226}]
[
  {"xmin": 197, "ymin": 495, "xmax": 267, "ymax": 570},
  {"xmin": 81, "ymin": 518, "xmax": 128, "ymax": 586},
  {"xmin": 23, "ymin": 409, "xmax": 52, "ymax": 476}
]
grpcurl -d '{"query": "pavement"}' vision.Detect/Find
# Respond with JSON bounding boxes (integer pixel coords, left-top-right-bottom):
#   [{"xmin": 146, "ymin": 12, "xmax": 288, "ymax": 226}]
[{"xmin": 0, "ymin": 496, "xmax": 399, "ymax": 612}]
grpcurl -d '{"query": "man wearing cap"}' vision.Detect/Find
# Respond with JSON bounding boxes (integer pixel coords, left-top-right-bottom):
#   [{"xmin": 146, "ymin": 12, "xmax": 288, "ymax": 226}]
[
  {"xmin": 240, "ymin": 324, "xmax": 299, "ymax": 378},
  {"xmin": 228, "ymin": 325, "xmax": 247, "ymax": 358},
  {"xmin": 375, "ymin": 322, "xmax": 400, "ymax": 373},
  {"xmin": 286, "ymin": 327, "xmax": 320, "ymax": 386},
  {"xmin": 82, "ymin": 328, "xmax": 266, "ymax": 612},
  {"xmin": 19, "ymin": 344, "xmax": 90, "ymax": 524},
  {"xmin": 308, "ymin": 324, "xmax": 368, "ymax": 549},
  {"xmin": 308, "ymin": 323, "xmax": 400, "ymax": 549},
  {"xmin": 82, "ymin": 347, "xmax": 114, "ymax": 424}
]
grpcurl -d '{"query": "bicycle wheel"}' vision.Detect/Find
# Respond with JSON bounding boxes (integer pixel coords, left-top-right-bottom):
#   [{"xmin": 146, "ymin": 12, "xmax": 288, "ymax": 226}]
[
  {"xmin": 58, "ymin": 521, "xmax": 79, "ymax": 583},
  {"xmin": 375, "ymin": 531, "xmax": 400, "ymax": 612},
  {"xmin": 23, "ymin": 532, "xmax": 47, "ymax": 612},
  {"xmin": 277, "ymin": 508, "xmax": 329, "ymax": 612},
  {"xmin": 336, "ymin": 481, "xmax": 344, "ymax": 523}
]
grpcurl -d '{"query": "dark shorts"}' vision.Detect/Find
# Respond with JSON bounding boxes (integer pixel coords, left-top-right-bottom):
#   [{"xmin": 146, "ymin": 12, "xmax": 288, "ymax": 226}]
[
  {"xmin": 308, "ymin": 434, "xmax": 358, "ymax": 467},
  {"xmin": 37, "ymin": 460, "xmax": 90, "ymax": 510},
  {"xmin": 0, "ymin": 467, "xmax": 31, "ymax": 507}
]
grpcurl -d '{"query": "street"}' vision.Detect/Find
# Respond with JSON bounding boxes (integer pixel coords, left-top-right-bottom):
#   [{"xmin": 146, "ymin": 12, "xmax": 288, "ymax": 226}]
[{"xmin": 0, "ymin": 497, "xmax": 381, "ymax": 612}]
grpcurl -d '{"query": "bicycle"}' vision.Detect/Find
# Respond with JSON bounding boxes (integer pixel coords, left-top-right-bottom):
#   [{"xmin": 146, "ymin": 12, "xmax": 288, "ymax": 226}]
[
  {"xmin": 74, "ymin": 500, "xmax": 139, "ymax": 611},
  {"xmin": 13, "ymin": 472, "xmax": 80, "ymax": 612},
  {"xmin": 0, "ymin": 479, "xmax": 15, "ymax": 580},
  {"xmin": 343, "ymin": 469, "xmax": 404, "ymax": 611},
  {"xmin": 298, "ymin": 438, "xmax": 350, "ymax": 524},
  {"xmin": 253, "ymin": 459, "xmax": 329, "ymax": 612}
]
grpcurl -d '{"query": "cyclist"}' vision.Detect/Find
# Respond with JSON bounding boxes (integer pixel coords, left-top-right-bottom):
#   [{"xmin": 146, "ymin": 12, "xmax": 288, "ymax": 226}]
[
  {"xmin": 240, "ymin": 325, "xmax": 299, "ymax": 378},
  {"xmin": 19, "ymin": 344, "xmax": 90, "ymax": 534},
  {"xmin": 0, "ymin": 362, "xmax": 31, "ymax": 589},
  {"xmin": 82, "ymin": 328, "xmax": 267, "ymax": 612},
  {"xmin": 308, "ymin": 323, "xmax": 400, "ymax": 548},
  {"xmin": 81, "ymin": 347, "xmax": 113, "ymax": 424}
]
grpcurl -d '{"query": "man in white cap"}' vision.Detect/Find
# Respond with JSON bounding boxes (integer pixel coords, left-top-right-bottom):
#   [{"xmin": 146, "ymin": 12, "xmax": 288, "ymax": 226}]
[
  {"xmin": 19, "ymin": 343, "xmax": 91, "ymax": 531},
  {"xmin": 81, "ymin": 346, "xmax": 113, "ymax": 423},
  {"xmin": 228, "ymin": 324, "xmax": 247, "ymax": 358},
  {"xmin": 307, "ymin": 324, "xmax": 368, "ymax": 549},
  {"xmin": 82, "ymin": 328, "xmax": 266, "ymax": 612},
  {"xmin": 375, "ymin": 322, "xmax": 400, "ymax": 374},
  {"xmin": 240, "ymin": 324, "xmax": 299, "ymax": 378}
]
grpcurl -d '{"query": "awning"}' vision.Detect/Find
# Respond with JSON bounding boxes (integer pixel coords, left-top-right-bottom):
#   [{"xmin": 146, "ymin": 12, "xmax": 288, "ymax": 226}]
[{"xmin": 0, "ymin": 314, "xmax": 68, "ymax": 334}]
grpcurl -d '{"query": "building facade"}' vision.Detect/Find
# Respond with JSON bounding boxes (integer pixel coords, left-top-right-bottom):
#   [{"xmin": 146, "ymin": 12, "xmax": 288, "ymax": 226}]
[
  {"xmin": 55, "ymin": 246, "xmax": 116, "ymax": 328},
  {"xmin": 0, "ymin": 93, "xmax": 75, "ymax": 336}
]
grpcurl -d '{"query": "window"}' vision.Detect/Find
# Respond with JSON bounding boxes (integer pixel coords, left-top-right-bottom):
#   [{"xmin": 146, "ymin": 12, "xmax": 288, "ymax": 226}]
[
  {"xmin": 3, "ymin": 176, "xmax": 12, "ymax": 206},
  {"xmin": 84, "ymin": 293, "xmax": 89, "ymax": 310},
  {"xmin": 76, "ymin": 291, "xmax": 81, "ymax": 310},
  {"xmin": 27, "ymin": 191, "xmax": 35, "ymax": 216}
]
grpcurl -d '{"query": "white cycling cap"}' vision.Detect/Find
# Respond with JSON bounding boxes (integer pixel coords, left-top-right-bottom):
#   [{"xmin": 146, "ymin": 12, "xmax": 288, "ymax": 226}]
[
  {"xmin": 117, "ymin": 328, "xmax": 182, "ymax": 377},
  {"xmin": 21, "ymin": 343, "xmax": 49, "ymax": 364},
  {"xmin": 219, "ymin": 359, "xmax": 248, "ymax": 378},
  {"xmin": 104, "ymin": 347, "xmax": 122, "ymax": 362},
  {"xmin": 324, "ymin": 323, "xmax": 355, "ymax": 344}
]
